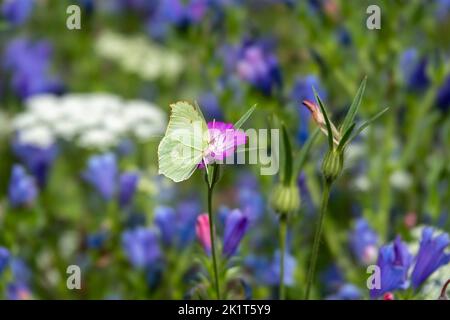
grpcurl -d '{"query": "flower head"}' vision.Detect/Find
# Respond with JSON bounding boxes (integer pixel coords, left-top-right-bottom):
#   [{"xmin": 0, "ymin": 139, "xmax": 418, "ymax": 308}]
[
  {"xmin": 118, "ymin": 171, "xmax": 140, "ymax": 208},
  {"xmin": 0, "ymin": 247, "xmax": 10, "ymax": 275},
  {"xmin": 83, "ymin": 153, "xmax": 118, "ymax": 201},
  {"xmin": 1, "ymin": 0, "xmax": 34, "ymax": 26},
  {"xmin": 370, "ymin": 236, "xmax": 413, "ymax": 299},
  {"xmin": 6, "ymin": 282, "xmax": 32, "ymax": 300},
  {"xmin": 349, "ymin": 218, "xmax": 379, "ymax": 265},
  {"xmin": 411, "ymin": 227, "xmax": 450, "ymax": 289},
  {"xmin": 290, "ymin": 75, "xmax": 326, "ymax": 144},
  {"xmin": 234, "ymin": 40, "xmax": 282, "ymax": 95},
  {"xmin": 122, "ymin": 227, "xmax": 161, "ymax": 268},
  {"xmin": 8, "ymin": 164, "xmax": 38, "ymax": 207},
  {"xmin": 201, "ymin": 121, "xmax": 247, "ymax": 167},
  {"xmin": 12, "ymin": 141, "xmax": 58, "ymax": 188},
  {"xmin": 223, "ymin": 209, "xmax": 249, "ymax": 257},
  {"xmin": 196, "ymin": 214, "xmax": 211, "ymax": 254},
  {"xmin": 3, "ymin": 38, "xmax": 63, "ymax": 99},
  {"xmin": 302, "ymin": 100, "xmax": 340, "ymax": 145},
  {"xmin": 399, "ymin": 48, "xmax": 429, "ymax": 91},
  {"xmin": 154, "ymin": 205, "xmax": 177, "ymax": 246}
]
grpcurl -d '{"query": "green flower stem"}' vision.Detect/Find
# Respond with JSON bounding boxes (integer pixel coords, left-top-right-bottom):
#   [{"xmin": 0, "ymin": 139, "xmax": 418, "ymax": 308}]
[
  {"xmin": 279, "ymin": 213, "xmax": 287, "ymax": 300},
  {"xmin": 206, "ymin": 164, "xmax": 221, "ymax": 300},
  {"xmin": 305, "ymin": 179, "xmax": 332, "ymax": 299}
]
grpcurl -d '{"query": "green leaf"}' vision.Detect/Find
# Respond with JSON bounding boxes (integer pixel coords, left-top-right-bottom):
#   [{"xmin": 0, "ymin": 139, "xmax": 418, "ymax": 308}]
[
  {"xmin": 280, "ymin": 123, "xmax": 294, "ymax": 186},
  {"xmin": 337, "ymin": 123, "xmax": 356, "ymax": 153},
  {"xmin": 340, "ymin": 77, "xmax": 367, "ymax": 134},
  {"xmin": 292, "ymin": 128, "xmax": 320, "ymax": 184},
  {"xmin": 350, "ymin": 107, "xmax": 389, "ymax": 141},
  {"xmin": 314, "ymin": 88, "xmax": 334, "ymax": 150},
  {"xmin": 234, "ymin": 104, "xmax": 257, "ymax": 129}
]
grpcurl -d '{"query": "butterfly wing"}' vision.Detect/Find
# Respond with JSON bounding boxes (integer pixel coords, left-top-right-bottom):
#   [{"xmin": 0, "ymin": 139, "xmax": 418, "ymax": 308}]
[{"xmin": 158, "ymin": 101, "xmax": 209, "ymax": 182}]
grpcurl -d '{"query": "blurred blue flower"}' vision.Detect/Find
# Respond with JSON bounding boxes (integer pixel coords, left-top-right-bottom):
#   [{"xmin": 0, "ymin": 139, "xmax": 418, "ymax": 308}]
[
  {"xmin": 246, "ymin": 251, "xmax": 296, "ymax": 286},
  {"xmin": 83, "ymin": 153, "xmax": 118, "ymax": 201},
  {"xmin": 116, "ymin": 139, "xmax": 136, "ymax": 157},
  {"xmin": 3, "ymin": 38, "xmax": 64, "ymax": 99},
  {"xmin": 119, "ymin": 171, "xmax": 139, "ymax": 208},
  {"xmin": 399, "ymin": 48, "xmax": 429, "ymax": 91},
  {"xmin": 122, "ymin": 227, "xmax": 161, "ymax": 268},
  {"xmin": 370, "ymin": 236, "xmax": 413, "ymax": 299},
  {"xmin": 176, "ymin": 198, "xmax": 202, "ymax": 246},
  {"xmin": 236, "ymin": 172, "xmax": 265, "ymax": 222},
  {"xmin": 155, "ymin": 198, "xmax": 201, "ymax": 248},
  {"xmin": 8, "ymin": 164, "xmax": 38, "ymax": 208},
  {"xmin": 12, "ymin": 142, "xmax": 58, "ymax": 188},
  {"xmin": 223, "ymin": 209, "xmax": 249, "ymax": 257},
  {"xmin": 198, "ymin": 92, "xmax": 224, "ymax": 121},
  {"xmin": 0, "ymin": 247, "xmax": 10, "ymax": 275},
  {"xmin": 435, "ymin": 74, "xmax": 450, "ymax": 112},
  {"xmin": 1, "ymin": 0, "xmax": 34, "ymax": 26},
  {"xmin": 290, "ymin": 75, "xmax": 326, "ymax": 144},
  {"xmin": 411, "ymin": 227, "xmax": 450, "ymax": 289},
  {"xmin": 154, "ymin": 205, "xmax": 177, "ymax": 245},
  {"xmin": 6, "ymin": 282, "xmax": 32, "ymax": 300},
  {"xmin": 86, "ymin": 230, "xmax": 109, "ymax": 249},
  {"xmin": 336, "ymin": 27, "xmax": 352, "ymax": 47},
  {"xmin": 269, "ymin": 251, "xmax": 296, "ymax": 286},
  {"xmin": 234, "ymin": 40, "xmax": 282, "ymax": 96},
  {"xmin": 326, "ymin": 283, "xmax": 361, "ymax": 300},
  {"xmin": 10, "ymin": 258, "xmax": 31, "ymax": 283},
  {"xmin": 436, "ymin": 0, "xmax": 450, "ymax": 20},
  {"xmin": 349, "ymin": 218, "xmax": 379, "ymax": 265}
]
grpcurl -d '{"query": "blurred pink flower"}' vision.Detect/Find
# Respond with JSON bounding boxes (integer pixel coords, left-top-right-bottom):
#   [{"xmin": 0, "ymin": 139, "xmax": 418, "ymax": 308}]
[{"xmin": 196, "ymin": 214, "xmax": 211, "ymax": 253}]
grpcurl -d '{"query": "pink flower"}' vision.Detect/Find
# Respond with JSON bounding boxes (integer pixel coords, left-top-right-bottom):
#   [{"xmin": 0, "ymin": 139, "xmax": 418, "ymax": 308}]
[
  {"xmin": 196, "ymin": 214, "xmax": 211, "ymax": 253},
  {"xmin": 200, "ymin": 121, "xmax": 247, "ymax": 167}
]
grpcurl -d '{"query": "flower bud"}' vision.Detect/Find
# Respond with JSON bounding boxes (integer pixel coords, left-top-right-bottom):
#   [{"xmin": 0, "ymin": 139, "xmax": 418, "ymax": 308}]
[
  {"xmin": 322, "ymin": 149, "xmax": 343, "ymax": 183},
  {"xmin": 270, "ymin": 184, "xmax": 300, "ymax": 215}
]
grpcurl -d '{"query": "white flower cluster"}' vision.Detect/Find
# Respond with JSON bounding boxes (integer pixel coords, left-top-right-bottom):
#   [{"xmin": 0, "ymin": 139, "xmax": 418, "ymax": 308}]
[
  {"xmin": 12, "ymin": 93, "xmax": 166, "ymax": 149},
  {"xmin": 95, "ymin": 31, "xmax": 184, "ymax": 81}
]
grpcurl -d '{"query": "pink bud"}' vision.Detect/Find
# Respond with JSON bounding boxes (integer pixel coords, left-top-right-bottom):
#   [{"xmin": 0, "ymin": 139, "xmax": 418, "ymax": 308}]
[
  {"xmin": 383, "ymin": 292, "xmax": 394, "ymax": 300},
  {"xmin": 302, "ymin": 100, "xmax": 326, "ymax": 127},
  {"xmin": 196, "ymin": 214, "xmax": 211, "ymax": 254},
  {"xmin": 404, "ymin": 212, "xmax": 417, "ymax": 229}
]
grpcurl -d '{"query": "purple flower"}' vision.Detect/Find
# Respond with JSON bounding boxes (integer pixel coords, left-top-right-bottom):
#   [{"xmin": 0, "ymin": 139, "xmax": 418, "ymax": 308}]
[
  {"xmin": 6, "ymin": 282, "xmax": 32, "ymax": 300},
  {"xmin": 435, "ymin": 74, "xmax": 450, "ymax": 112},
  {"xmin": 349, "ymin": 218, "xmax": 379, "ymax": 265},
  {"xmin": 119, "ymin": 171, "xmax": 140, "ymax": 208},
  {"xmin": 200, "ymin": 121, "xmax": 247, "ymax": 167},
  {"xmin": 176, "ymin": 198, "xmax": 202, "ymax": 246},
  {"xmin": 10, "ymin": 257, "xmax": 31, "ymax": 283},
  {"xmin": 86, "ymin": 231, "xmax": 109, "ymax": 249},
  {"xmin": 411, "ymin": 227, "xmax": 450, "ymax": 289},
  {"xmin": 83, "ymin": 153, "xmax": 118, "ymax": 201},
  {"xmin": 12, "ymin": 142, "xmax": 58, "ymax": 188},
  {"xmin": 154, "ymin": 205, "xmax": 177, "ymax": 245},
  {"xmin": 370, "ymin": 236, "xmax": 413, "ymax": 299},
  {"xmin": 3, "ymin": 38, "xmax": 63, "ymax": 99},
  {"xmin": 247, "ymin": 251, "xmax": 296, "ymax": 287},
  {"xmin": 0, "ymin": 247, "xmax": 10, "ymax": 275},
  {"xmin": 399, "ymin": 48, "xmax": 429, "ymax": 91},
  {"xmin": 326, "ymin": 284, "xmax": 361, "ymax": 300},
  {"xmin": 234, "ymin": 40, "xmax": 282, "ymax": 95},
  {"xmin": 8, "ymin": 165, "xmax": 38, "ymax": 208},
  {"xmin": 222, "ymin": 209, "xmax": 249, "ymax": 257},
  {"xmin": 235, "ymin": 171, "xmax": 265, "ymax": 222},
  {"xmin": 290, "ymin": 75, "xmax": 326, "ymax": 144},
  {"xmin": 198, "ymin": 92, "xmax": 224, "ymax": 121},
  {"xmin": 122, "ymin": 227, "xmax": 161, "ymax": 268},
  {"xmin": 1, "ymin": 0, "xmax": 34, "ymax": 26}
]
